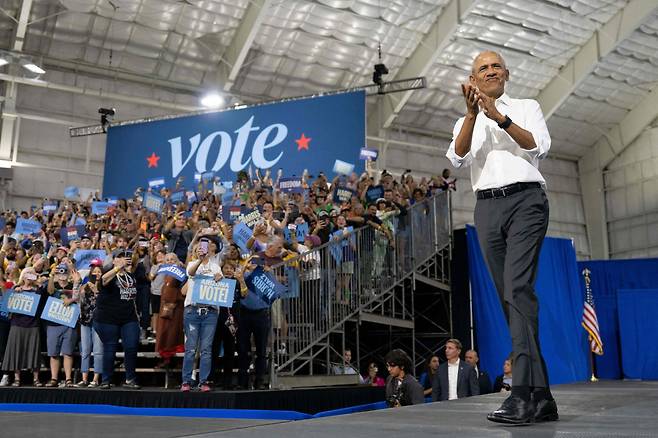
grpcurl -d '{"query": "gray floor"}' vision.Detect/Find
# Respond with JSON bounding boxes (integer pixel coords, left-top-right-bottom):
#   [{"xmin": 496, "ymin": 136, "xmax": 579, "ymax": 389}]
[{"xmin": 1, "ymin": 381, "xmax": 657, "ymax": 437}]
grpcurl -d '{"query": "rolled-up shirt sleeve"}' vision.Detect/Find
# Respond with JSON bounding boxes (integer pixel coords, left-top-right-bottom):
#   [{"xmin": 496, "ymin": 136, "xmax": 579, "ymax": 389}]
[
  {"xmin": 446, "ymin": 116, "xmax": 473, "ymax": 168},
  {"xmin": 523, "ymin": 99, "xmax": 551, "ymax": 160}
]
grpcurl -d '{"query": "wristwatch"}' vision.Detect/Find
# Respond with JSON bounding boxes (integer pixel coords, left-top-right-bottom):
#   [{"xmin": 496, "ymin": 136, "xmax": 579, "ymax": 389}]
[{"xmin": 498, "ymin": 115, "xmax": 512, "ymax": 130}]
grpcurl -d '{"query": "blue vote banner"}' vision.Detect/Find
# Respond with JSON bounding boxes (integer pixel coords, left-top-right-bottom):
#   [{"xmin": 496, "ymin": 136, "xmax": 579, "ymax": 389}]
[
  {"xmin": 41, "ymin": 297, "xmax": 80, "ymax": 328},
  {"xmin": 143, "ymin": 192, "xmax": 164, "ymax": 214},
  {"xmin": 245, "ymin": 267, "xmax": 286, "ymax": 305},
  {"xmin": 2, "ymin": 290, "xmax": 41, "ymax": 317},
  {"xmin": 103, "ymin": 91, "xmax": 366, "ymax": 198},
  {"xmin": 365, "ymin": 185, "xmax": 384, "ymax": 203},
  {"xmin": 278, "ymin": 177, "xmax": 304, "ymax": 193},
  {"xmin": 190, "ymin": 275, "xmax": 236, "ymax": 307},
  {"xmin": 106, "ymin": 197, "xmax": 118, "ymax": 205},
  {"xmin": 75, "ymin": 250, "xmax": 107, "ymax": 270},
  {"xmin": 91, "ymin": 202, "xmax": 110, "ymax": 215},
  {"xmin": 157, "ymin": 264, "xmax": 187, "ymax": 282},
  {"xmin": 16, "ymin": 218, "xmax": 42, "ymax": 235},
  {"xmin": 233, "ymin": 222, "xmax": 253, "ymax": 253}
]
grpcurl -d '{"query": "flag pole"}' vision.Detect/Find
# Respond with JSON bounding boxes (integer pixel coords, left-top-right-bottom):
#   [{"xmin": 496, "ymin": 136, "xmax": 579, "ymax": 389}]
[{"xmin": 588, "ymin": 340, "xmax": 598, "ymax": 382}]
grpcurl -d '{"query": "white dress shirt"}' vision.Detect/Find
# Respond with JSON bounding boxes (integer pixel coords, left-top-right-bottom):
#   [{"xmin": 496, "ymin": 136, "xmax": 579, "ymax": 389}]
[
  {"xmin": 448, "ymin": 358, "xmax": 460, "ymax": 400},
  {"xmin": 446, "ymin": 93, "xmax": 550, "ymax": 192}
]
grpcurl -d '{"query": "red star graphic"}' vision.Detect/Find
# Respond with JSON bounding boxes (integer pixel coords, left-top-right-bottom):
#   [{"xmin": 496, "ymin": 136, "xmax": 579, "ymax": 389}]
[
  {"xmin": 295, "ymin": 133, "xmax": 311, "ymax": 151},
  {"xmin": 146, "ymin": 152, "xmax": 160, "ymax": 168}
]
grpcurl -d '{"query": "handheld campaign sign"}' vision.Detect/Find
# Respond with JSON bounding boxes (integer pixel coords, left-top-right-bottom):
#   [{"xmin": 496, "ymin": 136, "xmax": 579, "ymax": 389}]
[
  {"xmin": 91, "ymin": 202, "xmax": 110, "ymax": 215},
  {"xmin": 3, "ymin": 290, "xmax": 41, "ymax": 317},
  {"xmin": 103, "ymin": 91, "xmax": 366, "ymax": 198},
  {"xmin": 359, "ymin": 148, "xmax": 378, "ymax": 161},
  {"xmin": 170, "ymin": 190, "xmax": 185, "ymax": 204},
  {"xmin": 334, "ymin": 186, "xmax": 356, "ymax": 204},
  {"xmin": 245, "ymin": 267, "xmax": 286, "ymax": 305},
  {"xmin": 278, "ymin": 177, "xmax": 304, "ymax": 193},
  {"xmin": 329, "ymin": 226, "xmax": 354, "ymax": 263},
  {"xmin": 333, "ymin": 159, "xmax": 355, "ymax": 175},
  {"xmin": 60, "ymin": 225, "xmax": 87, "ymax": 246},
  {"xmin": 157, "ymin": 264, "xmax": 187, "ymax": 282},
  {"xmin": 148, "ymin": 177, "xmax": 166, "ymax": 189},
  {"xmin": 295, "ymin": 222, "xmax": 309, "ymax": 243},
  {"xmin": 41, "ymin": 297, "xmax": 80, "ymax": 328},
  {"xmin": 232, "ymin": 222, "xmax": 253, "ymax": 253},
  {"xmin": 237, "ymin": 208, "xmax": 261, "ymax": 229},
  {"xmin": 107, "ymin": 197, "xmax": 118, "ymax": 205},
  {"xmin": 75, "ymin": 250, "xmax": 107, "ymax": 270},
  {"xmin": 143, "ymin": 192, "xmax": 164, "ymax": 214},
  {"xmin": 64, "ymin": 186, "xmax": 79, "ymax": 199},
  {"xmin": 190, "ymin": 276, "xmax": 236, "ymax": 307},
  {"xmin": 365, "ymin": 185, "xmax": 384, "ymax": 203},
  {"xmin": 43, "ymin": 201, "xmax": 59, "ymax": 213},
  {"xmin": 16, "ymin": 218, "xmax": 42, "ymax": 235}
]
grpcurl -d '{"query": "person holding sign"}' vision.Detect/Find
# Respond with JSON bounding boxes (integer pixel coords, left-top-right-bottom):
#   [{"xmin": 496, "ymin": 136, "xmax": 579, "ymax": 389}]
[
  {"xmin": 181, "ymin": 238, "xmax": 222, "ymax": 393},
  {"xmin": 2, "ymin": 268, "xmax": 46, "ymax": 387},
  {"xmin": 44, "ymin": 259, "xmax": 80, "ymax": 388},
  {"xmin": 94, "ymin": 250, "xmax": 141, "ymax": 390},
  {"xmin": 75, "ymin": 260, "xmax": 104, "ymax": 388}
]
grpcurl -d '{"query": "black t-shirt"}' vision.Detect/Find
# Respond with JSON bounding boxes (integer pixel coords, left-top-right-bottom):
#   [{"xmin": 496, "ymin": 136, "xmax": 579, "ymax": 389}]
[{"xmin": 94, "ymin": 272, "xmax": 138, "ymax": 325}]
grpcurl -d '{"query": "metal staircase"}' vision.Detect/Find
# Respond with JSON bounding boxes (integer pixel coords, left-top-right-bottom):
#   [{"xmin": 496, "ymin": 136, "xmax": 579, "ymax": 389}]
[{"xmin": 268, "ymin": 191, "xmax": 452, "ymax": 388}]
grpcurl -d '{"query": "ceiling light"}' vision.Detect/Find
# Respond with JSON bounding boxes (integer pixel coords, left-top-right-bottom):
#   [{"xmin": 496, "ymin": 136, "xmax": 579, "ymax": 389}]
[
  {"xmin": 200, "ymin": 92, "xmax": 224, "ymax": 108},
  {"xmin": 22, "ymin": 62, "xmax": 46, "ymax": 75}
]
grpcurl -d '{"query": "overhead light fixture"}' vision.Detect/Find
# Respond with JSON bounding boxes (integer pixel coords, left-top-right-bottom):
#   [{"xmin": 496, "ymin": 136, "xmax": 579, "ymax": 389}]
[
  {"xmin": 22, "ymin": 62, "xmax": 46, "ymax": 75},
  {"xmin": 200, "ymin": 92, "xmax": 224, "ymax": 108}
]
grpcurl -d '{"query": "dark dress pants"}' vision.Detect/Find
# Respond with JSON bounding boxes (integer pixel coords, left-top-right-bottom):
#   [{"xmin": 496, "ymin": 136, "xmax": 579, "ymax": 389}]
[{"xmin": 474, "ymin": 186, "xmax": 550, "ymax": 389}]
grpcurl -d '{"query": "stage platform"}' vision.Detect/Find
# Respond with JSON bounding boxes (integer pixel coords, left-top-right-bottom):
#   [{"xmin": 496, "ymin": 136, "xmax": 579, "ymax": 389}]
[{"xmin": 1, "ymin": 381, "xmax": 657, "ymax": 437}]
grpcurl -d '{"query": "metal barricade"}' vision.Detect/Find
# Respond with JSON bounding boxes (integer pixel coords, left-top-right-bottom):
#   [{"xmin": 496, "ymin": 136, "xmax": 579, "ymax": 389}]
[{"xmin": 265, "ymin": 191, "xmax": 451, "ymax": 387}]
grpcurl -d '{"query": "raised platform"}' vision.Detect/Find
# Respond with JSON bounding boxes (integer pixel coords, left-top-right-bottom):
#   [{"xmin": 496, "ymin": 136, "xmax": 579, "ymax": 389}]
[
  {"xmin": 1, "ymin": 381, "xmax": 656, "ymax": 437},
  {"xmin": 0, "ymin": 385, "xmax": 385, "ymax": 415}
]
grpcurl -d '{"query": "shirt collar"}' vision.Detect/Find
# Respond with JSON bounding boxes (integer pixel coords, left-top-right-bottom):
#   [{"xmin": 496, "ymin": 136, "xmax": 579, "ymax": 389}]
[
  {"xmin": 497, "ymin": 93, "xmax": 511, "ymax": 106},
  {"xmin": 448, "ymin": 358, "xmax": 460, "ymax": 367}
]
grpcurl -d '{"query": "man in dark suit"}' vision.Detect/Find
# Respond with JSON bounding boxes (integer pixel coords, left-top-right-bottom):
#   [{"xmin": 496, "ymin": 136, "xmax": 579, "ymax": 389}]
[
  {"xmin": 465, "ymin": 349, "xmax": 492, "ymax": 395},
  {"xmin": 431, "ymin": 339, "xmax": 480, "ymax": 401}
]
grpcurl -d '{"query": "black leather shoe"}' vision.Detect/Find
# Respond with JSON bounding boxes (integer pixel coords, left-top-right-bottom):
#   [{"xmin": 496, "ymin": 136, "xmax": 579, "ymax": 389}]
[
  {"xmin": 487, "ymin": 395, "xmax": 536, "ymax": 425},
  {"xmin": 534, "ymin": 398, "xmax": 559, "ymax": 422}
]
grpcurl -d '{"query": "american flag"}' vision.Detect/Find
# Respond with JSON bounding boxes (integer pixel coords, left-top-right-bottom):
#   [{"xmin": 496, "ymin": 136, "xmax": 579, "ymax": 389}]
[{"xmin": 581, "ymin": 269, "xmax": 603, "ymax": 355}]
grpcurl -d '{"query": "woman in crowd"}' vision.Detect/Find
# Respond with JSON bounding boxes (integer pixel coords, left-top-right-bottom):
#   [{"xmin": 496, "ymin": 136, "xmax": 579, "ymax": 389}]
[
  {"xmin": 362, "ymin": 362, "xmax": 385, "ymax": 387},
  {"xmin": 156, "ymin": 253, "xmax": 185, "ymax": 365},
  {"xmin": 94, "ymin": 249, "xmax": 141, "ymax": 389},
  {"xmin": 418, "ymin": 355, "xmax": 440, "ymax": 397},
  {"xmin": 76, "ymin": 259, "xmax": 104, "ymax": 387},
  {"xmin": 181, "ymin": 238, "xmax": 222, "ymax": 392},
  {"xmin": 2, "ymin": 268, "xmax": 45, "ymax": 386},
  {"xmin": 493, "ymin": 356, "xmax": 513, "ymax": 393}
]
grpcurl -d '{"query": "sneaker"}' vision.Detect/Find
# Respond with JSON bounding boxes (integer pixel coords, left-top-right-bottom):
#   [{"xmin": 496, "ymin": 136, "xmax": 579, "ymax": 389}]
[
  {"xmin": 99, "ymin": 382, "xmax": 111, "ymax": 390},
  {"xmin": 181, "ymin": 383, "xmax": 191, "ymax": 392},
  {"xmin": 88, "ymin": 381, "xmax": 99, "ymax": 388},
  {"xmin": 0, "ymin": 375, "xmax": 9, "ymax": 387},
  {"xmin": 75, "ymin": 380, "xmax": 89, "ymax": 388},
  {"xmin": 123, "ymin": 380, "xmax": 141, "ymax": 389},
  {"xmin": 200, "ymin": 383, "xmax": 211, "ymax": 393}
]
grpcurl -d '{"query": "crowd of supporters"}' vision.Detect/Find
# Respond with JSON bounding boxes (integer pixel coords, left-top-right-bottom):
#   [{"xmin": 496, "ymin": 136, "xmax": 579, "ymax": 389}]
[{"xmin": 0, "ymin": 165, "xmax": 455, "ymax": 391}]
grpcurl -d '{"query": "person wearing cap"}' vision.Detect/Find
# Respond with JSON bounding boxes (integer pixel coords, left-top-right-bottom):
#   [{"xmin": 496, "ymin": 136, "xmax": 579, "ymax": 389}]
[
  {"xmin": 2, "ymin": 268, "xmax": 47, "ymax": 387},
  {"xmin": 181, "ymin": 237, "xmax": 223, "ymax": 392},
  {"xmin": 76, "ymin": 259, "xmax": 104, "ymax": 388},
  {"xmin": 94, "ymin": 249, "xmax": 141, "ymax": 390},
  {"xmin": 312, "ymin": 210, "xmax": 333, "ymax": 244},
  {"xmin": 44, "ymin": 257, "xmax": 80, "ymax": 388}
]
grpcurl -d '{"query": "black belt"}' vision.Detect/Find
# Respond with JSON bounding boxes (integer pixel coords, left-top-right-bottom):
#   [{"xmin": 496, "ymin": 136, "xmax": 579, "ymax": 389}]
[{"xmin": 476, "ymin": 182, "xmax": 541, "ymax": 200}]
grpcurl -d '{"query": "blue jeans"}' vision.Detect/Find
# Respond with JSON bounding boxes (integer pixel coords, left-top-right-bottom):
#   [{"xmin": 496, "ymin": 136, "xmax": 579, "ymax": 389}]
[
  {"xmin": 182, "ymin": 306, "xmax": 218, "ymax": 385},
  {"xmin": 94, "ymin": 320, "xmax": 140, "ymax": 384},
  {"xmin": 80, "ymin": 324, "xmax": 103, "ymax": 375}
]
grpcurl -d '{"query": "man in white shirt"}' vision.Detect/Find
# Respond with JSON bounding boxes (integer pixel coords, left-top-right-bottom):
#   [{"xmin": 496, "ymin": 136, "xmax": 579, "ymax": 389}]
[
  {"xmin": 431, "ymin": 338, "xmax": 479, "ymax": 402},
  {"xmin": 446, "ymin": 51, "xmax": 557, "ymax": 425}
]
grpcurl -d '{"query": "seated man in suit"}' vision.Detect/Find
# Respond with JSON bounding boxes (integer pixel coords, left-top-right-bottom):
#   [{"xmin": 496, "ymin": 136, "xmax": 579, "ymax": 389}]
[
  {"xmin": 431, "ymin": 338, "xmax": 480, "ymax": 401},
  {"xmin": 465, "ymin": 349, "xmax": 492, "ymax": 395}
]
